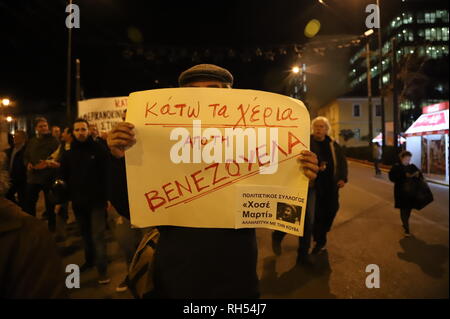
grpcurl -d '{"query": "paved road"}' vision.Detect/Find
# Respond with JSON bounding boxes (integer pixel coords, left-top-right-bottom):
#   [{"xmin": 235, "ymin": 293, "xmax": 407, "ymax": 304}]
[
  {"xmin": 257, "ymin": 160, "xmax": 449, "ymax": 299},
  {"xmin": 52, "ymin": 160, "xmax": 448, "ymax": 299}
]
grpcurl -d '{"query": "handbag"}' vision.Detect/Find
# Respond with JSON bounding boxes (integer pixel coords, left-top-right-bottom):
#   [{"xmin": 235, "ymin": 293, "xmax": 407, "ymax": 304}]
[
  {"xmin": 412, "ymin": 178, "xmax": 434, "ymax": 210},
  {"xmin": 127, "ymin": 227, "xmax": 160, "ymax": 299}
]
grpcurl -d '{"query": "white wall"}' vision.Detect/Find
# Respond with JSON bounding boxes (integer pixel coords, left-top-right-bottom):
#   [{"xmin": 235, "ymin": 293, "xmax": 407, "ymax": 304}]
[{"xmin": 406, "ymin": 136, "xmax": 422, "ymax": 169}]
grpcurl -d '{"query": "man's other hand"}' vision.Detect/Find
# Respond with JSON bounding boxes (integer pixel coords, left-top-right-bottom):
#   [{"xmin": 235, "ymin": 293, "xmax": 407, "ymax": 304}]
[
  {"xmin": 297, "ymin": 150, "xmax": 319, "ymax": 181},
  {"xmin": 107, "ymin": 122, "xmax": 136, "ymax": 158}
]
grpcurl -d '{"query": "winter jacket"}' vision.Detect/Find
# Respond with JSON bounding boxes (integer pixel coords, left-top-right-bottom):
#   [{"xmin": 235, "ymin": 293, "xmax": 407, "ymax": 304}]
[
  {"xmin": 311, "ymin": 135, "xmax": 348, "ymax": 184},
  {"xmin": 4, "ymin": 145, "xmax": 27, "ymax": 185},
  {"xmin": 0, "ymin": 198, "xmax": 67, "ymax": 298},
  {"xmin": 389, "ymin": 163, "xmax": 421, "ymax": 209},
  {"xmin": 60, "ymin": 137, "xmax": 110, "ymax": 208},
  {"xmin": 109, "ymin": 156, "xmax": 130, "ymax": 219},
  {"xmin": 23, "ymin": 134, "xmax": 60, "ymax": 185}
]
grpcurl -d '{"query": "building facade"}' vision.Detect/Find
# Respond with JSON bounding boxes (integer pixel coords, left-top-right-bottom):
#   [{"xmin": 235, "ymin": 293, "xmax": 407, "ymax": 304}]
[
  {"xmin": 349, "ymin": 0, "xmax": 449, "ymax": 131},
  {"xmin": 318, "ymin": 97, "xmax": 394, "ymax": 147}
]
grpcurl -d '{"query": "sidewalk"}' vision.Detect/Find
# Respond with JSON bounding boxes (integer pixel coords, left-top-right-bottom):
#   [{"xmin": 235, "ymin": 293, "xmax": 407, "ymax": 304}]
[
  {"xmin": 35, "ymin": 194, "xmax": 134, "ymax": 299},
  {"xmin": 347, "ymin": 158, "xmax": 449, "ymax": 187}
]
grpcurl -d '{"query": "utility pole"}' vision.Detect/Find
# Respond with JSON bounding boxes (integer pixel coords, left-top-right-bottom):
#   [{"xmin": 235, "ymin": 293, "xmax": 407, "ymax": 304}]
[
  {"xmin": 66, "ymin": 0, "xmax": 73, "ymax": 124},
  {"xmin": 392, "ymin": 38, "xmax": 400, "ymax": 155},
  {"xmin": 376, "ymin": 0, "xmax": 386, "ymax": 154},
  {"xmin": 366, "ymin": 42, "xmax": 374, "ymax": 147},
  {"xmin": 75, "ymin": 58, "xmax": 81, "ymax": 119}
]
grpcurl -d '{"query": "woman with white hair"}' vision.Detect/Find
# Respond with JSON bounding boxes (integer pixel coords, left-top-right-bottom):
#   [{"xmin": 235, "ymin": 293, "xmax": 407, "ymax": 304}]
[{"xmin": 310, "ymin": 116, "xmax": 348, "ymax": 254}]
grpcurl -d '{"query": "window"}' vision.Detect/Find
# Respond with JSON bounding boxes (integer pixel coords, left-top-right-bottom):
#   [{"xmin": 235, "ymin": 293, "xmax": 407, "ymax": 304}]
[
  {"xmin": 443, "ymin": 27, "xmax": 449, "ymax": 41},
  {"xmin": 353, "ymin": 104, "xmax": 361, "ymax": 117},
  {"xmin": 418, "ymin": 29, "xmax": 425, "ymax": 39},
  {"xmin": 417, "ymin": 12, "xmax": 425, "ymax": 24},
  {"xmin": 437, "ymin": 10, "xmax": 449, "ymax": 22},
  {"xmin": 425, "ymin": 12, "xmax": 436, "ymax": 23},
  {"xmin": 375, "ymin": 104, "xmax": 382, "ymax": 117}
]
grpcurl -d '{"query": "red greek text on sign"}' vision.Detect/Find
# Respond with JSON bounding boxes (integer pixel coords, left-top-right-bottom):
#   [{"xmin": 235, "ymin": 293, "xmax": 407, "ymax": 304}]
[{"xmin": 143, "ymin": 130, "xmax": 306, "ymax": 213}]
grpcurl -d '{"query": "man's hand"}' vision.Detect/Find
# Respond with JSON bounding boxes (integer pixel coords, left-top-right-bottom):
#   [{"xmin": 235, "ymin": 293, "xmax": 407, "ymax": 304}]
[
  {"xmin": 107, "ymin": 122, "xmax": 136, "ymax": 158},
  {"xmin": 406, "ymin": 171, "xmax": 420, "ymax": 178},
  {"xmin": 337, "ymin": 180, "xmax": 346, "ymax": 188},
  {"xmin": 27, "ymin": 163, "xmax": 33, "ymax": 171},
  {"xmin": 47, "ymin": 160, "xmax": 60, "ymax": 168},
  {"xmin": 33, "ymin": 160, "xmax": 48, "ymax": 170},
  {"xmin": 54, "ymin": 204, "xmax": 62, "ymax": 214},
  {"xmin": 297, "ymin": 150, "xmax": 319, "ymax": 181}
]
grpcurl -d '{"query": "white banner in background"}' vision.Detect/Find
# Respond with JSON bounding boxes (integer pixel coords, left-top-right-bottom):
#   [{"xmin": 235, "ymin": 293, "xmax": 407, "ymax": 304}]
[{"xmin": 78, "ymin": 96, "xmax": 128, "ymax": 132}]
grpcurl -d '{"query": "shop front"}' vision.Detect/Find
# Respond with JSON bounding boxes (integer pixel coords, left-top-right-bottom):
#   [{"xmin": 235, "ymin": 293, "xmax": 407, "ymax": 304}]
[{"xmin": 405, "ymin": 102, "xmax": 449, "ymax": 184}]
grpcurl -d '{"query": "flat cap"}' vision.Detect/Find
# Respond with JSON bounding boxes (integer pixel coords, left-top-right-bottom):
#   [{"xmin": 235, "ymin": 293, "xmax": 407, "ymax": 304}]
[{"xmin": 178, "ymin": 64, "xmax": 234, "ymax": 87}]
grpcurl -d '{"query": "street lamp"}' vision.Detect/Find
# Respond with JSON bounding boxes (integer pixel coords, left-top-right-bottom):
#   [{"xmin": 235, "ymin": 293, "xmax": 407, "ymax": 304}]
[
  {"xmin": 362, "ymin": 29, "xmax": 376, "ymax": 149},
  {"xmin": 364, "ymin": 29, "xmax": 374, "ymax": 37},
  {"xmin": 1, "ymin": 99, "xmax": 10, "ymax": 106},
  {"xmin": 6, "ymin": 116, "xmax": 13, "ymax": 122},
  {"xmin": 292, "ymin": 66, "xmax": 300, "ymax": 74}
]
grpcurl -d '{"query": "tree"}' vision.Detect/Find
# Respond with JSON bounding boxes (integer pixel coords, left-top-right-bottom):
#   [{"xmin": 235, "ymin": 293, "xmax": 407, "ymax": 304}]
[{"xmin": 339, "ymin": 129, "xmax": 355, "ymax": 147}]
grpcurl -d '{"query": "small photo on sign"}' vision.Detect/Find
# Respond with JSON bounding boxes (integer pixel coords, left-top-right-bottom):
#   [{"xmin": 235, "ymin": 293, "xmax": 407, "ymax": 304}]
[{"xmin": 276, "ymin": 202, "xmax": 302, "ymax": 225}]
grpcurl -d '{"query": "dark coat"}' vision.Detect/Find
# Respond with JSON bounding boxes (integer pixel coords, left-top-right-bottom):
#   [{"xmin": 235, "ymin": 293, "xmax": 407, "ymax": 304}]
[
  {"xmin": 310, "ymin": 135, "xmax": 348, "ymax": 184},
  {"xmin": 60, "ymin": 137, "xmax": 110, "ymax": 208},
  {"xmin": 309, "ymin": 135, "xmax": 348, "ymax": 235},
  {"xmin": 0, "ymin": 198, "xmax": 67, "ymax": 298},
  {"xmin": 154, "ymin": 227, "xmax": 259, "ymax": 298},
  {"xmin": 4, "ymin": 145, "xmax": 27, "ymax": 185},
  {"xmin": 108, "ymin": 156, "xmax": 130, "ymax": 220},
  {"xmin": 389, "ymin": 163, "xmax": 421, "ymax": 209},
  {"xmin": 23, "ymin": 134, "xmax": 60, "ymax": 185}
]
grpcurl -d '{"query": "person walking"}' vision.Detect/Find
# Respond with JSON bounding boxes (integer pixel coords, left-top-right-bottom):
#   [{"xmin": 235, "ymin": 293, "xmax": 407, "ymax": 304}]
[
  {"xmin": 271, "ymin": 134, "xmax": 320, "ymax": 266},
  {"xmin": 373, "ymin": 142, "xmax": 382, "ymax": 176},
  {"xmin": 4, "ymin": 130, "xmax": 28, "ymax": 210},
  {"xmin": 23, "ymin": 117, "xmax": 60, "ymax": 231},
  {"xmin": 388, "ymin": 150, "xmax": 424, "ymax": 237},
  {"xmin": 310, "ymin": 116, "xmax": 348, "ymax": 254},
  {"xmin": 59, "ymin": 118, "xmax": 111, "ymax": 284}
]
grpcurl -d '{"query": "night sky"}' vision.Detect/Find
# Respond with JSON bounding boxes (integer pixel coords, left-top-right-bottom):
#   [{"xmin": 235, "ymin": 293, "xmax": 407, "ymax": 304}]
[{"xmin": 1, "ymin": 0, "xmax": 404, "ymax": 116}]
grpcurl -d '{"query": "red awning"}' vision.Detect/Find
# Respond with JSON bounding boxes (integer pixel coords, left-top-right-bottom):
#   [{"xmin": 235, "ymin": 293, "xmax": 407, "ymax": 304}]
[{"xmin": 405, "ymin": 109, "xmax": 449, "ymax": 137}]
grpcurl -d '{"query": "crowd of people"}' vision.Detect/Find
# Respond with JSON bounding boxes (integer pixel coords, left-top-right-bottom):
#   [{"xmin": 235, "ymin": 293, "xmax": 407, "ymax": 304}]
[{"xmin": 0, "ymin": 64, "xmax": 429, "ymax": 299}]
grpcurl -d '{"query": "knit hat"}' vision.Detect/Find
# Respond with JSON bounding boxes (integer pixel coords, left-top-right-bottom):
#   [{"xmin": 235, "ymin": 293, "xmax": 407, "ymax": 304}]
[{"xmin": 178, "ymin": 64, "xmax": 234, "ymax": 87}]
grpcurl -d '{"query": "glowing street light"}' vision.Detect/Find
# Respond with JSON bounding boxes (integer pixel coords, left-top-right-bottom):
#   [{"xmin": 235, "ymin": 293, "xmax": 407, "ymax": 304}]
[
  {"xmin": 2, "ymin": 98, "xmax": 10, "ymax": 106},
  {"xmin": 292, "ymin": 66, "xmax": 301, "ymax": 74},
  {"xmin": 6, "ymin": 116, "xmax": 13, "ymax": 122},
  {"xmin": 364, "ymin": 29, "xmax": 375, "ymax": 37}
]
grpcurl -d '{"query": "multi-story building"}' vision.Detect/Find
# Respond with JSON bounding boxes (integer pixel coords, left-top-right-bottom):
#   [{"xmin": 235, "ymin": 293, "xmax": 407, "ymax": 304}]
[
  {"xmin": 318, "ymin": 97, "xmax": 393, "ymax": 147},
  {"xmin": 348, "ymin": 0, "xmax": 449, "ymax": 131}
]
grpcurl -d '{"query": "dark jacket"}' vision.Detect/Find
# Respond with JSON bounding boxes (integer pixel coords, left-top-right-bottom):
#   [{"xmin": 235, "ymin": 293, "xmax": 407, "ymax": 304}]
[
  {"xmin": 0, "ymin": 198, "xmax": 67, "ymax": 298},
  {"xmin": 60, "ymin": 136, "xmax": 110, "ymax": 208},
  {"xmin": 154, "ymin": 227, "xmax": 259, "ymax": 299},
  {"xmin": 310, "ymin": 135, "xmax": 348, "ymax": 184},
  {"xmin": 23, "ymin": 134, "xmax": 60, "ymax": 185},
  {"xmin": 109, "ymin": 156, "xmax": 130, "ymax": 219},
  {"xmin": 389, "ymin": 163, "xmax": 421, "ymax": 209},
  {"xmin": 310, "ymin": 135, "xmax": 348, "ymax": 221},
  {"xmin": 4, "ymin": 145, "xmax": 27, "ymax": 185}
]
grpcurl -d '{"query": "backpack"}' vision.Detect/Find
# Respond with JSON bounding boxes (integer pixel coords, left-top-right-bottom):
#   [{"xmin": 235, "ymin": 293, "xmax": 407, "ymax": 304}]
[{"xmin": 127, "ymin": 227, "xmax": 160, "ymax": 299}]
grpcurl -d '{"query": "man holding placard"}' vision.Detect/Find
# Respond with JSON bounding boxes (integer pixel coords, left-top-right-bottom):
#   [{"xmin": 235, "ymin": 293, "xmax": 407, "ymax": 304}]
[{"xmin": 108, "ymin": 64, "xmax": 319, "ymax": 298}]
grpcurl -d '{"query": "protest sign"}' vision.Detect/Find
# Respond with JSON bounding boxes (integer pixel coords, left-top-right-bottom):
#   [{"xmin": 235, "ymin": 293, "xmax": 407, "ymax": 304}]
[
  {"xmin": 126, "ymin": 88, "xmax": 310, "ymax": 235},
  {"xmin": 78, "ymin": 96, "xmax": 128, "ymax": 133}
]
